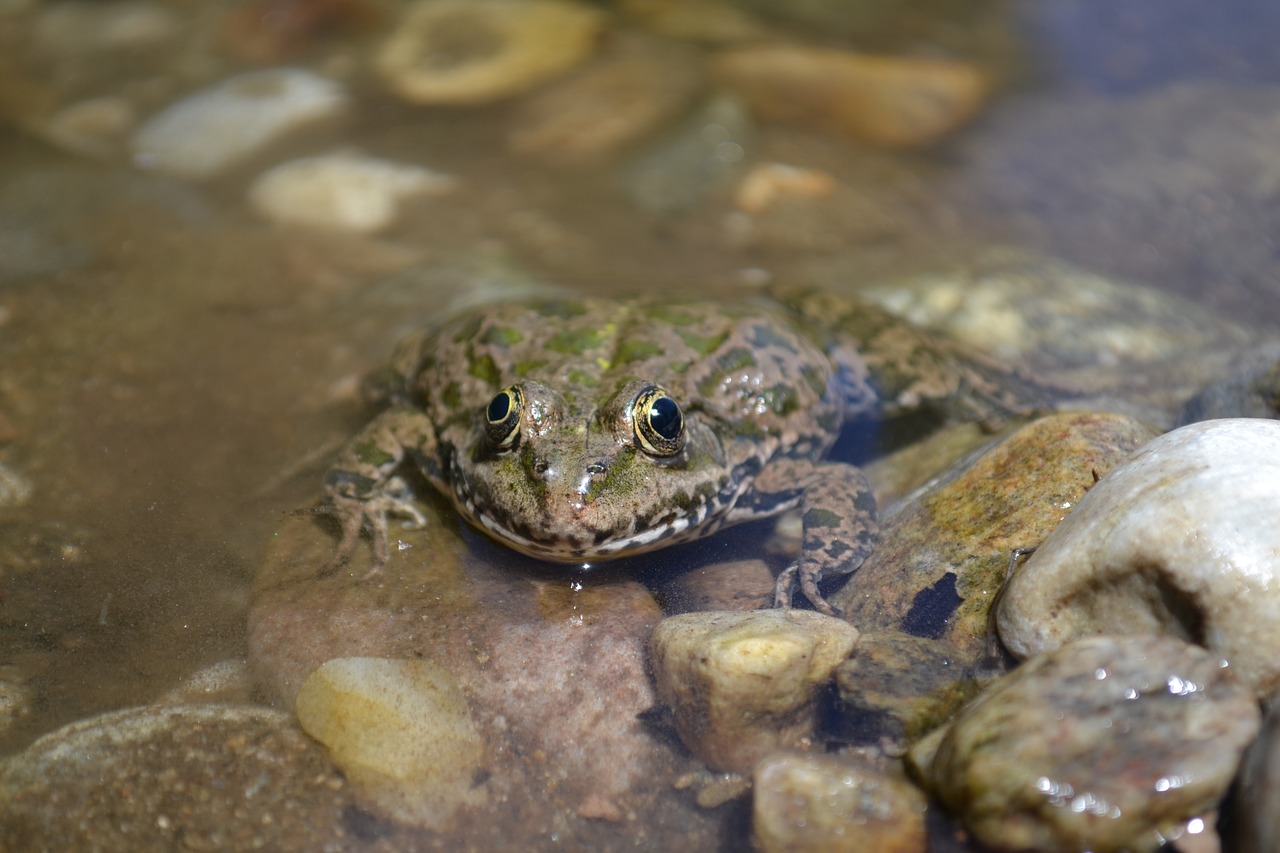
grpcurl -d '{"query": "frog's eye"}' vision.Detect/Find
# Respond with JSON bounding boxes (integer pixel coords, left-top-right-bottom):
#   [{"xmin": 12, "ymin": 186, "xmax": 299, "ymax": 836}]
[
  {"xmin": 633, "ymin": 386, "xmax": 685, "ymax": 457},
  {"xmin": 485, "ymin": 385, "xmax": 524, "ymax": 449}
]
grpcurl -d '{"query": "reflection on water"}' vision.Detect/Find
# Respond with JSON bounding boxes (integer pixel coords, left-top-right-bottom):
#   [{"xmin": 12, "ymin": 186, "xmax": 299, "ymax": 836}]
[{"xmin": 0, "ymin": 0, "xmax": 1277, "ymax": 848}]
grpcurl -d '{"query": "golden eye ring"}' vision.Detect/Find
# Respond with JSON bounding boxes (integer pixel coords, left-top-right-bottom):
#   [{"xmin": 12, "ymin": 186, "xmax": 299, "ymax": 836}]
[
  {"xmin": 485, "ymin": 384, "xmax": 524, "ymax": 449},
  {"xmin": 633, "ymin": 385, "xmax": 685, "ymax": 457}
]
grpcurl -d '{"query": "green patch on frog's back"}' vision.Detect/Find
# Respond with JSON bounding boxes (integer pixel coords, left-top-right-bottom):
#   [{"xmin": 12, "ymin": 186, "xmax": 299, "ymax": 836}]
[
  {"xmin": 548, "ymin": 327, "xmax": 607, "ymax": 355},
  {"xmin": 468, "ymin": 353, "xmax": 501, "ymax": 386},
  {"xmin": 614, "ymin": 338, "xmax": 663, "ymax": 365},
  {"xmin": 678, "ymin": 328, "xmax": 730, "ymax": 356},
  {"xmin": 697, "ymin": 347, "xmax": 759, "ymax": 396},
  {"xmin": 481, "ymin": 325, "xmax": 524, "ymax": 348}
]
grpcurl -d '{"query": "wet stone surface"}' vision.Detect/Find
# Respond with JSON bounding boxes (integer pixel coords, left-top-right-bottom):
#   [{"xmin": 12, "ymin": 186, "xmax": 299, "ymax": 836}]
[
  {"xmin": 752, "ymin": 751, "xmax": 928, "ymax": 853},
  {"xmin": 0, "ymin": 704, "xmax": 354, "ymax": 853},
  {"xmin": 998, "ymin": 418, "xmax": 1280, "ymax": 698},
  {"xmin": 648, "ymin": 609, "xmax": 859, "ymax": 773},
  {"xmin": 911, "ymin": 635, "xmax": 1261, "ymax": 853},
  {"xmin": 830, "ymin": 411, "xmax": 1159, "ymax": 668}
]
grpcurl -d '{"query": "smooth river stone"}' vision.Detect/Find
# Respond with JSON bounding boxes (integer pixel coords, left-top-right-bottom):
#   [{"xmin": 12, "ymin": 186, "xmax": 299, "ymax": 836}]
[
  {"xmin": 910, "ymin": 635, "xmax": 1260, "ymax": 853},
  {"xmin": 130, "ymin": 68, "xmax": 348, "ymax": 180},
  {"xmin": 649, "ymin": 610, "xmax": 859, "ymax": 773},
  {"xmin": 375, "ymin": 0, "xmax": 604, "ymax": 105},
  {"xmin": 997, "ymin": 417, "xmax": 1280, "ymax": 697},
  {"xmin": 752, "ymin": 752, "xmax": 927, "ymax": 853},
  {"xmin": 295, "ymin": 657, "xmax": 486, "ymax": 830},
  {"xmin": 711, "ymin": 44, "xmax": 987, "ymax": 148}
]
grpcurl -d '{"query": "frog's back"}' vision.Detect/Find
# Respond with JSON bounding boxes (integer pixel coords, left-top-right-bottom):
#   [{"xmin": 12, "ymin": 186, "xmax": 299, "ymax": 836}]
[{"xmin": 408, "ymin": 295, "xmax": 845, "ymax": 442}]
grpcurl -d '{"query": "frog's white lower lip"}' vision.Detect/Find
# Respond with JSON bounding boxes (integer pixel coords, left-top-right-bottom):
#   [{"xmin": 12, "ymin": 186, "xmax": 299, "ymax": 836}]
[{"xmin": 467, "ymin": 503, "xmax": 712, "ymax": 563}]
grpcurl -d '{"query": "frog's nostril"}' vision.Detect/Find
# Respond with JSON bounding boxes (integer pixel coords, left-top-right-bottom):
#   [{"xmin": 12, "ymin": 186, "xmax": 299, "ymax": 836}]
[{"xmin": 532, "ymin": 458, "xmax": 550, "ymax": 476}]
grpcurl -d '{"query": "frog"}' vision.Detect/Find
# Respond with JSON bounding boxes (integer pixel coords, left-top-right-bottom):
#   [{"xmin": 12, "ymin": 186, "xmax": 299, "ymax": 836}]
[{"xmin": 323, "ymin": 288, "xmax": 1045, "ymax": 614}]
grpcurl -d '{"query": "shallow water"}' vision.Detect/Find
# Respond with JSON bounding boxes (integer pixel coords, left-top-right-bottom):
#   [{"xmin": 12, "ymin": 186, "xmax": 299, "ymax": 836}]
[{"xmin": 1, "ymin": 0, "xmax": 1278, "ymax": 845}]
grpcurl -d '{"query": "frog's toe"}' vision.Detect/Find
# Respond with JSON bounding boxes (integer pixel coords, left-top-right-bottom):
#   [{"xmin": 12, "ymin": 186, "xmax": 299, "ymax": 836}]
[
  {"xmin": 323, "ymin": 496, "xmax": 393, "ymax": 578},
  {"xmin": 798, "ymin": 566, "xmax": 841, "ymax": 617},
  {"xmin": 773, "ymin": 564, "xmax": 842, "ymax": 617}
]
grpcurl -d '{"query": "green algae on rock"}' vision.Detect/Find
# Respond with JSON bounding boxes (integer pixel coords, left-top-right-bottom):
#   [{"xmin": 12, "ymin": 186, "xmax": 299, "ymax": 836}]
[{"xmin": 830, "ymin": 411, "xmax": 1159, "ymax": 665}]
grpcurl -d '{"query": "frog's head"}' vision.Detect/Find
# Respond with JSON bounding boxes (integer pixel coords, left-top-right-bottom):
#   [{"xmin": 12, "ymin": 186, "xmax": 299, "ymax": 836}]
[{"xmin": 449, "ymin": 379, "xmax": 734, "ymax": 562}]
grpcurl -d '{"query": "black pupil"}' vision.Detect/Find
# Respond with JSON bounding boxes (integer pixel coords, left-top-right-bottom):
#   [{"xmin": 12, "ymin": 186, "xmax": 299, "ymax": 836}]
[
  {"xmin": 648, "ymin": 396, "xmax": 682, "ymax": 439},
  {"xmin": 487, "ymin": 392, "xmax": 511, "ymax": 423}
]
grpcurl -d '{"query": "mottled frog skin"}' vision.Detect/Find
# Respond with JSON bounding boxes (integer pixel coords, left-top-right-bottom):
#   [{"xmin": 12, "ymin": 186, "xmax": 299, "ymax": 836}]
[{"xmin": 324, "ymin": 290, "xmax": 1041, "ymax": 613}]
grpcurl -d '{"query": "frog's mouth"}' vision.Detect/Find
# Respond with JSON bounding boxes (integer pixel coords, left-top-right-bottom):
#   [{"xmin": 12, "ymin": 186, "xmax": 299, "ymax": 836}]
[{"xmin": 463, "ymin": 500, "xmax": 720, "ymax": 564}]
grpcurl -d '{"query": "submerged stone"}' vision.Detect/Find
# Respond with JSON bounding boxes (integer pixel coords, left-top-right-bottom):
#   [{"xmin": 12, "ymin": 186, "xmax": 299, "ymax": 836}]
[
  {"xmin": 649, "ymin": 609, "xmax": 858, "ymax": 773},
  {"xmin": 0, "ymin": 705, "xmax": 350, "ymax": 852},
  {"xmin": 130, "ymin": 68, "xmax": 348, "ymax": 180},
  {"xmin": 753, "ymin": 751, "xmax": 927, "ymax": 853},
  {"xmin": 712, "ymin": 45, "xmax": 987, "ymax": 148},
  {"xmin": 295, "ymin": 657, "xmax": 487, "ymax": 829},
  {"xmin": 375, "ymin": 0, "xmax": 604, "ymax": 105}
]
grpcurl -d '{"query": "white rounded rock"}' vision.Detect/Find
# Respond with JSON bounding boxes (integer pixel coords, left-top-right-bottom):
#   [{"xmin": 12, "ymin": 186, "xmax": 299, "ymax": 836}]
[
  {"xmin": 131, "ymin": 68, "xmax": 348, "ymax": 180},
  {"xmin": 998, "ymin": 417, "xmax": 1280, "ymax": 697},
  {"xmin": 248, "ymin": 151, "xmax": 456, "ymax": 233}
]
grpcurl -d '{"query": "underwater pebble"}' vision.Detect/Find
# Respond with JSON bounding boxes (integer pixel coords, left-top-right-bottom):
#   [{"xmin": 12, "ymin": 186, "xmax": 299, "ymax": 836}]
[
  {"xmin": 248, "ymin": 151, "xmax": 456, "ymax": 233},
  {"xmin": 39, "ymin": 96, "xmax": 137, "ymax": 161},
  {"xmin": 375, "ymin": 0, "xmax": 604, "ymax": 105},
  {"xmin": 911, "ymin": 635, "xmax": 1259, "ymax": 853},
  {"xmin": 833, "ymin": 630, "xmax": 988, "ymax": 745},
  {"xmin": 130, "ymin": 68, "xmax": 348, "ymax": 180},
  {"xmin": 860, "ymin": 248, "xmax": 1254, "ymax": 372},
  {"xmin": 656, "ymin": 556, "xmax": 775, "ymax": 614},
  {"xmin": 712, "ymin": 45, "xmax": 987, "ymax": 148},
  {"xmin": 753, "ymin": 752, "xmax": 927, "ymax": 853},
  {"xmin": 734, "ymin": 162, "xmax": 835, "ymax": 214},
  {"xmin": 998, "ymin": 418, "xmax": 1280, "ymax": 697},
  {"xmin": 508, "ymin": 35, "xmax": 704, "ymax": 165},
  {"xmin": 0, "ymin": 704, "xmax": 352, "ymax": 851},
  {"xmin": 649, "ymin": 609, "xmax": 858, "ymax": 773},
  {"xmin": 295, "ymin": 657, "xmax": 487, "ymax": 829},
  {"xmin": 156, "ymin": 658, "xmax": 253, "ymax": 705}
]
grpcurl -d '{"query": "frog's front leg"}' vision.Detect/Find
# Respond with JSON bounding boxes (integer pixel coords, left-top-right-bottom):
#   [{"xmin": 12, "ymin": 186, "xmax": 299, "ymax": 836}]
[
  {"xmin": 753, "ymin": 458, "xmax": 878, "ymax": 616},
  {"xmin": 323, "ymin": 407, "xmax": 437, "ymax": 578}
]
